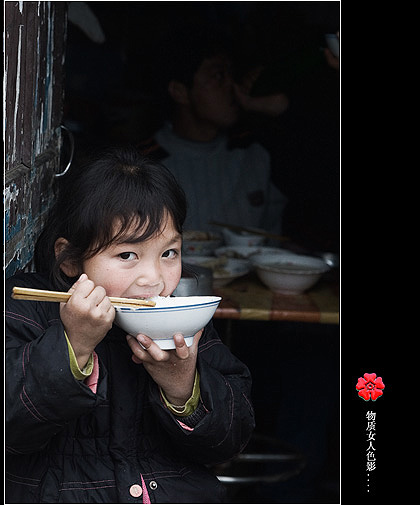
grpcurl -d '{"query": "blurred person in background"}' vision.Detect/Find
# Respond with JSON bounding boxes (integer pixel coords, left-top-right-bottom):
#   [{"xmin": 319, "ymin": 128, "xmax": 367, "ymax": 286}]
[{"xmin": 138, "ymin": 20, "xmax": 289, "ymax": 238}]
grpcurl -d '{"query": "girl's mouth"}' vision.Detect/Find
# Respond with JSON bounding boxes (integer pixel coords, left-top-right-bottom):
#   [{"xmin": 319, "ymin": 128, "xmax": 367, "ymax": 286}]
[{"xmin": 125, "ymin": 294, "xmax": 159, "ymax": 301}]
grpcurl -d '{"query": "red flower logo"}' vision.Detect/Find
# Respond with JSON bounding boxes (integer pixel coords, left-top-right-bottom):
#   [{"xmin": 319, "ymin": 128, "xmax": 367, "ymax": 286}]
[{"xmin": 356, "ymin": 373, "xmax": 385, "ymax": 401}]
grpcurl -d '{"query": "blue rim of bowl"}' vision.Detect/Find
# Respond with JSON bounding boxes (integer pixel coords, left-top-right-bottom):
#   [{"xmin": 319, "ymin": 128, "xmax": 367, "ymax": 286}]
[{"xmin": 115, "ymin": 297, "xmax": 221, "ymax": 312}]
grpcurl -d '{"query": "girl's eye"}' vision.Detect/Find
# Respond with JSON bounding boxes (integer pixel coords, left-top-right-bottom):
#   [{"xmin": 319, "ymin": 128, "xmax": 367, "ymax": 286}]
[
  {"xmin": 162, "ymin": 249, "xmax": 178, "ymax": 259},
  {"xmin": 119, "ymin": 252, "xmax": 137, "ymax": 261}
]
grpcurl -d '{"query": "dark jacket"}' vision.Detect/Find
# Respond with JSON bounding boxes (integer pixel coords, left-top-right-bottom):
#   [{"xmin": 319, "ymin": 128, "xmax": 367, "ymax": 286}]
[{"xmin": 5, "ymin": 272, "xmax": 255, "ymax": 503}]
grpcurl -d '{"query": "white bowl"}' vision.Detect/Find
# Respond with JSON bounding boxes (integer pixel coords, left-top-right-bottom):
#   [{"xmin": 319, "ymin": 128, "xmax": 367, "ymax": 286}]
[
  {"xmin": 249, "ymin": 249, "xmax": 299, "ymax": 266},
  {"xmin": 182, "ymin": 230, "xmax": 223, "ymax": 256},
  {"xmin": 184, "ymin": 256, "xmax": 251, "ymax": 288},
  {"xmin": 221, "ymin": 227, "xmax": 265, "ymax": 247},
  {"xmin": 114, "ymin": 295, "xmax": 221, "ymax": 349},
  {"xmin": 253, "ymin": 254, "xmax": 330, "ymax": 295},
  {"xmin": 216, "ymin": 245, "xmax": 292, "ymax": 260}
]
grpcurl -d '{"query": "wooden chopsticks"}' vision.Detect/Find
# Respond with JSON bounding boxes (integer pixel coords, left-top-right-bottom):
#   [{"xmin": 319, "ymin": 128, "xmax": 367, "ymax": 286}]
[{"xmin": 12, "ymin": 287, "xmax": 156, "ymax": 308}]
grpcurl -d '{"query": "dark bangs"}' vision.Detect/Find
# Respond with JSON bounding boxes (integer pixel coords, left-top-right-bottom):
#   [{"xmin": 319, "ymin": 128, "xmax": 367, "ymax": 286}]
[
  {"xmin": 35, "ymin": 148, "xmax": 187, "ymax": 289},
  {"xmin": 78, "ymin": 151, "xmax": 186, "ymax": 257}
]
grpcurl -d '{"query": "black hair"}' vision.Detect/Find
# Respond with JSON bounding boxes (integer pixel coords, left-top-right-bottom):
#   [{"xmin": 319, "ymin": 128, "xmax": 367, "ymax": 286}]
[{"xmin": 35, "ymin": 147, "xmax": 187, "ymax": 290}]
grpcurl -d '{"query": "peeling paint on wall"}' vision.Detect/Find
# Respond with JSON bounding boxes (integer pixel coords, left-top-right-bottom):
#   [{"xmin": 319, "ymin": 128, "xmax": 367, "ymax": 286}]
[{"xmin": 4, "ymin": 2, "xmax": 67, "ymax": 277}]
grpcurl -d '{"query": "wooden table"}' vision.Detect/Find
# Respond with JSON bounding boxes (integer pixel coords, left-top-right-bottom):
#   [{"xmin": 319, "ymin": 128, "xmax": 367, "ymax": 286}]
[{"xmin": 213, "ymin": 272, "xmax": 339, "ymax": 325}]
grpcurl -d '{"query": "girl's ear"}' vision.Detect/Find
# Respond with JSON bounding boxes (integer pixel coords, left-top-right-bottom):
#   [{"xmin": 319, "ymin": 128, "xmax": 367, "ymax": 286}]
[
  {"xmin": 54, "ymin": 237, "xmax": 80, "ymax": 278},
  {"xmin": 168, "ymin": 79, "xmax": 189, "ymax": 105}
]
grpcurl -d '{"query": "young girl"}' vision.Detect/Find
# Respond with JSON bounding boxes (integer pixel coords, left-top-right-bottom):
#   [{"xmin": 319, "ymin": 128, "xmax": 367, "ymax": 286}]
[{"xmin": 5, "ymin": 148, "xmax": 255, "ymax": 503}]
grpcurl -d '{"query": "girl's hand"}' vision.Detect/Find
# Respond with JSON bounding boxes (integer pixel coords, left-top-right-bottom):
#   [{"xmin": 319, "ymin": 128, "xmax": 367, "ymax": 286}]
[
  {"xmin": 126, "ymin": 329, "xmax": 203, "ymax": 405},
  {"xmin": 60, "ymin": 273, "xmax": 115, "ymax": 369}
]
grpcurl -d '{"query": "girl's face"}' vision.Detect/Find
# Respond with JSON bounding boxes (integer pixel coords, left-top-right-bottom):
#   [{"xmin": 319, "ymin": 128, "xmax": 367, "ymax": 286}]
[{"xmin": 79, "ymin": 214, "xmax": 182, "ymax": 299}]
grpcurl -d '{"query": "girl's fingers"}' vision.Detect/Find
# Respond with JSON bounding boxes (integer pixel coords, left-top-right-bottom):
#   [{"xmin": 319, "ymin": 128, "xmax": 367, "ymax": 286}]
[
  {"xmin": 125, "ymin": 336, "xmax": 143, "ymax": 364},
  {"xmin": 84, "ymin": 284, "xmax": 104, "ymax": 303},
  {"xmin": 137, "ymin": 334, "xmax": 168, "ymax": 361},
  {"xmin": 70, "ymin": 276, "xmax": 109, "ymax": 308},
  {"xmin": 96, "ymin": 297, "xmax": 115, "ymax": 322},
  {"xmin": 69, "ymin": 275, "xmax": 96, "ymax": 300},
  {"xmin": 127, "ymin": 333, "xmax": 195, "ymax": 362},
  {"xmin": 131, "ymin": 354, "xmax": 143, "ymax": 365},
  {"xmin": 61, "ymin": 274, "xmax": 91, "ymax": 310},
  {"xmin": 173, "ymin": 333, "xmax": 189, "ymax": 360},
  {"xmin": 89, "ymin": 286, "xmax": 110, "ymax": 308},
  {"xmin": 126, "ymin": 335, "xmax": 144, "ymax": 360},
  {"xmin": 193, "ymin": 328, "xmax": 204, "ymax": 343},
  {"xmin": 174, "ymin": 329, "xmax": 203, "ymax": 359},
  {"xmin": 127, "ymin": 330, "xmax": 205, "ymax": 363},
  {"xmin": 68, "ymin": 273, "xmax": 88, "ymax": 293},
  {"xmin": 126, "ymin": 334, "xmax": 167, "ymax": 362}
]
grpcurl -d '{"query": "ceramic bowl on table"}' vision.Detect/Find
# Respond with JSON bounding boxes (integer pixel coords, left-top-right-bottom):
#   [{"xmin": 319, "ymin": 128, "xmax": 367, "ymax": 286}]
[
  {"xmin": 184, "ymin": 256, "xmax": 251, "ymax": 288},
  {"xmin": 253, "ymin": 253, "xmax": 330, "ymax": 295},
  {"xmin": 114, "ymin": 295, "xmax": 221, "ymax": 349},
  {"xmin": 182, "ymin": 230, "xmax": 223, "ymax": 256},
  {"xmin": 221, "ymin": 227, "xmax": 265, "ymax": 247},
  {"xmin": 249, "ymin": 249, "xmax": 299, "ymax": 267}
]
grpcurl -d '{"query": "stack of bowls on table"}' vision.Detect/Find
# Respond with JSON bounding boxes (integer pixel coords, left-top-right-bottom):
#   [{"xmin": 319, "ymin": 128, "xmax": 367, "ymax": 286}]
[
  {"xmin": 182, "ymin": 255, "xmax": 250, "ymax": 289},
  {"xmin": 181, "ymin": 229, "xmax": 252, "ymax": 289},
  {"xmin": 181, "ymin": 228, "xmax": 332, "ymax": 294}
]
